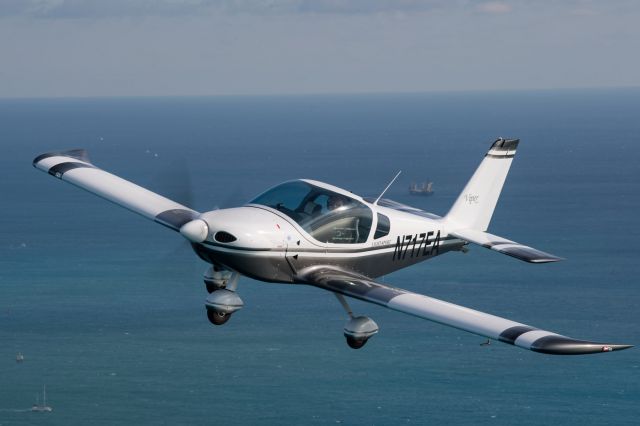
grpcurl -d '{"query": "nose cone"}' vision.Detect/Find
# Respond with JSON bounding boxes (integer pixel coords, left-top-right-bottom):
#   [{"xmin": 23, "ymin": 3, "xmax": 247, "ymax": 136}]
[
  {"xmin": 200, "ymin": 207, "xmax": 294, "ymax": 249},
  {"xmin": 180, "ymin": 219, "xmax": 209, "ymax": 243}
]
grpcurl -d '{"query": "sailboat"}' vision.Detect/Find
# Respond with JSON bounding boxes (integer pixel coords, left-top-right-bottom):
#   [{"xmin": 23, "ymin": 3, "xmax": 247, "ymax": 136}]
[{"xmin": 31, "ymin": 385, "xmax": 52, "ymax": 412}]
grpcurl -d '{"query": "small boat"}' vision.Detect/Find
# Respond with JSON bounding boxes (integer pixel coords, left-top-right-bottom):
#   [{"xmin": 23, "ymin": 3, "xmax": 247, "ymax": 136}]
[
  {"xmin": 409, "ymin": 181, "xmax": 434, "ymax": 195},
  {"xmin": 16, "ymin": 352, "xmax": 24, "ymax": 363},
  {"xmin": 31, "ymin": 385, "xmax": 52, "ymax": 412}
]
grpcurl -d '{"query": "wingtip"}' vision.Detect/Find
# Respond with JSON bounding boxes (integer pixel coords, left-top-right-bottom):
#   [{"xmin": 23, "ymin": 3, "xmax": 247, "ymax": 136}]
[
  {"xmin": 529, "ymin": 256, "xmax": 565, "ymax": 264},
  {"xmin": 609, "ymin": 344, "xmax": 634, "ymax": 352},
  {"xmin": 33, "ymin": 149, "xmax": 90, "ymax": 167},
  {"xmin": 531, "ymin": 335, "xmax": 633, "ymax": 355}
]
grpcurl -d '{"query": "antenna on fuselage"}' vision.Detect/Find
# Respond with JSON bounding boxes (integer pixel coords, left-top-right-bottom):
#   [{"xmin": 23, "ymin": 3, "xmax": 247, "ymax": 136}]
[{"xmin": 374, "ymin": 171, "xmax": 402, "ymax": 205}]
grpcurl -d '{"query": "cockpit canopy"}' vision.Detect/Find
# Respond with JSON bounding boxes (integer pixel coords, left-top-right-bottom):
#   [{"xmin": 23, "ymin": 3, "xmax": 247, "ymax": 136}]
[{"xmin": 250, "ymin": 181, "xmax": 373, "ymax": 244}]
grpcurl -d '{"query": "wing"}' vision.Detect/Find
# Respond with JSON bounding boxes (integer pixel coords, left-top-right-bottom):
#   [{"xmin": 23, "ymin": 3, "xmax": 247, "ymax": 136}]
[
  {"xmin": 451, "ymin": 228, "xmax": 563, "ymax": 263},
  {"xmin": 33, "ymin": 149, "xmax": 199, "ymax": 231},
  {"xmin": 298, "ymin": 266, "xmax": 631, "ymax": 355}
]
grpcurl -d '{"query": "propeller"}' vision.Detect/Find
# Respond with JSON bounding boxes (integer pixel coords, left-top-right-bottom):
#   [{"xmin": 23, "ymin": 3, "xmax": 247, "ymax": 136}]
[
  {"xmin": 151, "ymin": 155, "xmax": 195, "ymax": 210},
  {"xmin": 149, "ymin": 153, "xmax": 248, "ymax": 250}
]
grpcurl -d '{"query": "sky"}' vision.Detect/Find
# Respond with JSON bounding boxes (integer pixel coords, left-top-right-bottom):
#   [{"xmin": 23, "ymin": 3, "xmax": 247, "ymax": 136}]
[{"xmin": 0, "ymin": 0, "xmax": 639, "ymax": 98}]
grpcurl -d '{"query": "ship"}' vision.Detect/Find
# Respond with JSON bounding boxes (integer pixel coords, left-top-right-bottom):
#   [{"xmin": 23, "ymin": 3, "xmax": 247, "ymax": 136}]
[
  {"xmin": 409, "ymin": 181, "xmax": 434, "ymax": 195},
  {"xmin": 31, "ymin": 385, "xmax": 52, "ymax": 412}
]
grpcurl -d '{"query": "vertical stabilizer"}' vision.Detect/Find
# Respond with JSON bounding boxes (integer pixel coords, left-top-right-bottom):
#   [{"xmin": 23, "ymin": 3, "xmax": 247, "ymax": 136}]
[{"xmin": 445, "ymin": 138, "xmax": 519, "ymax": 231}]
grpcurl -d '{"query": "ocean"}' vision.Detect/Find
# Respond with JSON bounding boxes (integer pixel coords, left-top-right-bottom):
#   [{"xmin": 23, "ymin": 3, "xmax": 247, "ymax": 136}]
[{"xmin": 0, "ymin": 90, "xmax": 638, "ymax": 425}]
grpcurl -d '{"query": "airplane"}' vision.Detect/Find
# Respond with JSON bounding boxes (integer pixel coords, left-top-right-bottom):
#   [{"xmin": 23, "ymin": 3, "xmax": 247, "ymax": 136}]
[{"xmin": 32, "ymin": 138, "xmax": 632, "ymax": 355}]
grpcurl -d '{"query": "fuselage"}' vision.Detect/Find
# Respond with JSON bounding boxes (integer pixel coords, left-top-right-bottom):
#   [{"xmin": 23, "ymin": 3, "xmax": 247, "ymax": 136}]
[{"xmin": 192, "ymin": 179, "xmax": 466, "ymax": 283}]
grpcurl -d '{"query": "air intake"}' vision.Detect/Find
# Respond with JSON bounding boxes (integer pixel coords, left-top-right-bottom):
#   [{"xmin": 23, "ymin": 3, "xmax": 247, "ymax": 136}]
[{"xmin": 214, "ymin": 231, "xmax": 237, "ymax": 243}]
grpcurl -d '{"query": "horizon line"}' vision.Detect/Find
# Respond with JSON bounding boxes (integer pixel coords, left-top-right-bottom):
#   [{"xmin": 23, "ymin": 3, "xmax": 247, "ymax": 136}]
[{"xmin": 1, "ymin": 85, "xmax": 639, "ymax": 102}]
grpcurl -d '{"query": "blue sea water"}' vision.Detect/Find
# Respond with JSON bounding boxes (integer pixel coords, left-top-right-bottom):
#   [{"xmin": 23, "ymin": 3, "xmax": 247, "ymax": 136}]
[{"xmin": 0, "ymin": 90, "xmax": 639, "ymax": 425}]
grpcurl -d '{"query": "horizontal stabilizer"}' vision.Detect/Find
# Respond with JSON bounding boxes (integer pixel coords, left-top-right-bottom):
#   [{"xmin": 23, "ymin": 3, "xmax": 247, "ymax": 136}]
[
  {"xmin": 298, "ymin": 266, "xmax": 631, "ymax": 355},
  {"xmin": 451, "ymin": 228, "xmax": 563, "ymax": 263}
]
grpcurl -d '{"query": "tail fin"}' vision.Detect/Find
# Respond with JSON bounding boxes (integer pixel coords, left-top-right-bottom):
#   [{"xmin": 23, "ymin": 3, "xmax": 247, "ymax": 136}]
[{"xmin": 445, "ymin": 138, "xmax": 519, "ymax": 231}]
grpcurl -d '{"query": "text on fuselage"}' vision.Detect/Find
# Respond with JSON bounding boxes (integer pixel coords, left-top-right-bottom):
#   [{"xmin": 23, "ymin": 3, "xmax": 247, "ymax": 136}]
[{"xmin": 393, "ymin": 231, "xmax": 441, "ymax": 261}]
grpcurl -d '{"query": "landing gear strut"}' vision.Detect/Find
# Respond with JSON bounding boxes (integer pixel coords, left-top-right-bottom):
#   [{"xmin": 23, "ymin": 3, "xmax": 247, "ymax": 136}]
[{"xmin": 204, "ymin": 265, "xmax": 234, "ymax": 293}]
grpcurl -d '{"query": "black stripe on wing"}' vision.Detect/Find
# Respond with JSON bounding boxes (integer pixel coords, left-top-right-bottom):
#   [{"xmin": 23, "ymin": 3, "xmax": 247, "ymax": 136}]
[
  {"xmin": 498, "ymin": 325, "xmax": 538, "ymax": 345},
  {"xmin": 154, "ymin": 209, "xmax": 199, "ymax": 231},
  {"xmin": 48, "ymin": 162, "xmax": 95, "ymax": 178}
]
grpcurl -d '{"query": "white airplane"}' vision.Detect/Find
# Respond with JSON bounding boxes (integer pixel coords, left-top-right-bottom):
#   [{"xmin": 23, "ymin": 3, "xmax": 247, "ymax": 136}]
[{"xmin": 33, "ymin": 138, "xmax": 632, "ymax": 355}]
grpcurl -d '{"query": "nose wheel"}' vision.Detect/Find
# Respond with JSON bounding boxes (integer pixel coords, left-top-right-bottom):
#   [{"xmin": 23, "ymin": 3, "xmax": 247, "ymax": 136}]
[{"xmin": 203, "ymin": 270, "xmax": 243, "ymax": 327}]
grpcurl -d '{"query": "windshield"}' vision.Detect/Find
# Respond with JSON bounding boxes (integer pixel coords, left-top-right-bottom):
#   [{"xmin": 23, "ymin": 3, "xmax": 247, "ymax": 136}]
[{"xmin": 250, "ymin": 181, "xmax": 373, "ymax": 244}]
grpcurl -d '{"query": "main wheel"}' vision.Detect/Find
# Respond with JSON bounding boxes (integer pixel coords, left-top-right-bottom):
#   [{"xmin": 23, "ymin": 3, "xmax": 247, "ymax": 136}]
[
  {"xmin": 207, "ymin": 309, "xmax": 231, "ymax": 325},
  {"xmin": 345, "ymin": 335, "xmax": 368, "ymax": 349}
]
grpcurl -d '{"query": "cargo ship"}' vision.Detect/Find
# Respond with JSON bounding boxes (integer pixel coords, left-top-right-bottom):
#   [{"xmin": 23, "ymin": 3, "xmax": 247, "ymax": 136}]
[{"xmin": 409, "ymin": 181, "xmax": 434, "ymax": 195}]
